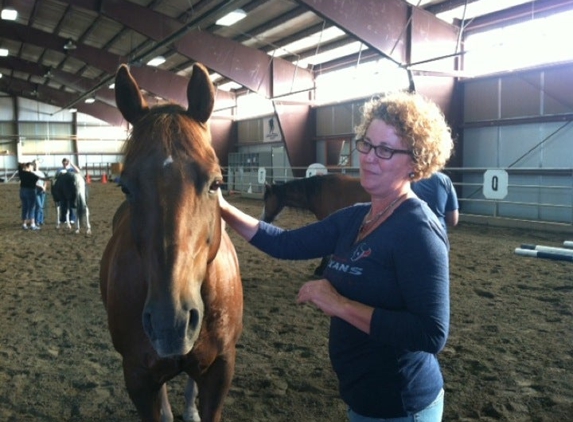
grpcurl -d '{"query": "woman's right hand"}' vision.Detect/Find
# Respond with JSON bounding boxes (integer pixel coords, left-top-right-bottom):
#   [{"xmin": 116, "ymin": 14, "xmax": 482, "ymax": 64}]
[
  {"xmin": 217, "ymin": 187, "xmax": 229, "ymax": 213},
  {"xmin": 216, "ymin": 188, "xmax": 260, "ymax": 241}
]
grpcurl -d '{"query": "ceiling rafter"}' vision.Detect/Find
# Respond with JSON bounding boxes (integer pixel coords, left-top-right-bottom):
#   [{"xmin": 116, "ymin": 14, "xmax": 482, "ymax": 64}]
[{"xmin": 0, "ymin": 0, "xmax": 551, "ymax": 123}]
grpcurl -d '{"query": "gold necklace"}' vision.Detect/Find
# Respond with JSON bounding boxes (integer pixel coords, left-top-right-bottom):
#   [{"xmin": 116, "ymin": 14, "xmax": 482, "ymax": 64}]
[{"xmin": 359, "ymin": 193, "xmax": 407, "ymax": 235}]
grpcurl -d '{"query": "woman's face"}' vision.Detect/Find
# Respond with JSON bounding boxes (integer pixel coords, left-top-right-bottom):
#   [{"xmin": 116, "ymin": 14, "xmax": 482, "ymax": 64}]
[{"xmin": 359, "ymin": 119, "xmax": 414, "ymax": 197}]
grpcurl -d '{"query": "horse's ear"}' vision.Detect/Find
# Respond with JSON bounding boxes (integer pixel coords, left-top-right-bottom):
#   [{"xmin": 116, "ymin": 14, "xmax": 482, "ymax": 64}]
[
  {"xmin": 186, "ymin": 63, "xmax": 214, "ymax": 123},
  {"xmin": 115, "ymin": 64, "xmax": 149, "ymax": 124}
]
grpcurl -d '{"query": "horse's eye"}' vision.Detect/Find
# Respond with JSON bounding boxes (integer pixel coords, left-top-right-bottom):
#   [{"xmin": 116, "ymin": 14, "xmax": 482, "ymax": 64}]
[{"xmin": 209, "ymin": 179, "xmax": 222, "ymax": 193}]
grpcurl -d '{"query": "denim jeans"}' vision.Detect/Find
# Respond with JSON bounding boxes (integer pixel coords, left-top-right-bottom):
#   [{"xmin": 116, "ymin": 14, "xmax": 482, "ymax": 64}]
[
  {"xmin": 347, "ymin": 389, "xmax": 444, "ymax": 422},
  {"xmin": 35, "ymin": 189, "xmax": 46, "ymax": 224},
  {"xmin": 20, "ymin": 187, "xmax": 37, "ymax": 221}
]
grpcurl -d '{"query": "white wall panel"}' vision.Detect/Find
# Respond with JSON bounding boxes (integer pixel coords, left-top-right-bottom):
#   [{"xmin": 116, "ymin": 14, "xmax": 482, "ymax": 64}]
[
  {"xmin": 539, "ymin": 122, "xmax": 573, "ymax": 168},
  {"xmin": 498, "ymin": 124, "xmax": 543, "ymax": 168},
  {"xmin": 462, "ymin": 126, "xmax": 499, "ymax": 167},
  {"xmin": 0, "ymin": 97, "xmax": 14, "ymax": 120},
  {"xmin": 18, "ymin": 99, "xmax": 71, "ymax": 122}
]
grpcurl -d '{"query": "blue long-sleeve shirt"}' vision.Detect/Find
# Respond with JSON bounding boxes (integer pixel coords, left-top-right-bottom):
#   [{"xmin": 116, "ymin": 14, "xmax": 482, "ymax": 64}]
[{"xmin": 250, "ymin": 198, "xmax": 450, "ymax": 418}]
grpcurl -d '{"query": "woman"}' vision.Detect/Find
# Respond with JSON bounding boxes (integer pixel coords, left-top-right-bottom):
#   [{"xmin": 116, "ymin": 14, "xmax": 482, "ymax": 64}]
[
  {"xmin": 32, "ymin": 159, "xmax": 47, "ymax": 226},
  {"xmin": 18, "ymin": 162, "xmax": 43, "ymax": 230},
  {"xmin": 219, "ymin": 91, "xmax": 453, "ymax": 421}
]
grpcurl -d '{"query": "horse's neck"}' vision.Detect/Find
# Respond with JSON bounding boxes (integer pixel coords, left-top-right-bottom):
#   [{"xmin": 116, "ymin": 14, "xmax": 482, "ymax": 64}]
[{"xmin": 281, "ymin": 187, "xmax": 318, "ymax": 216}]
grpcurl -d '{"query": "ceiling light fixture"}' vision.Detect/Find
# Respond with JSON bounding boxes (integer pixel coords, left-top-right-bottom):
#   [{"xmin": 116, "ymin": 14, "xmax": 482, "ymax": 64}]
[
  {"xmin": 216, "ymin": 9, "xmax": 247, "ymax": 26},
  {"xmin": 1, "ymin": 8, "xmax": 17, "ymax": 21},
  {"xmin": 147, "ymin": 56, "xmax": 166, "ymax": 67},
  {"xmin": 69, "ymin": 108, "xmax": 77, "ymax": 113},
  {"xmin": 108, "ymin": 83, "xmax": 115, "ymax": 89},
  {"xmin": 0, "ymin": 48, "xmax": 8, "ymax": 57},
  {"xmin": 63, "ymin": 39, "xmax": 77, "ymax": 50},
  {"xmin": 43, "ymin": 68, "xmax": 53, "ymax": 78},
  {"xmin": 84, "ymin": 97, "xmax": 95, "ymax": 104}
]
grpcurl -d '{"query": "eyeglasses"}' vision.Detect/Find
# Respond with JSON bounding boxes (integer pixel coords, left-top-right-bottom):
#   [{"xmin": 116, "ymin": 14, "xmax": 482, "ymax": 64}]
[{"xmin": 355, "ymin": 138, "xmax": 413, "ymax": 160}]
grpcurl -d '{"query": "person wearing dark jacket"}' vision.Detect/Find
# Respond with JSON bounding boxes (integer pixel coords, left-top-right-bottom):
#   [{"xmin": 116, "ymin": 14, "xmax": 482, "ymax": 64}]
[{"xmin": 18, "ymin": 162, "xmax": 47, "ymax": 230}]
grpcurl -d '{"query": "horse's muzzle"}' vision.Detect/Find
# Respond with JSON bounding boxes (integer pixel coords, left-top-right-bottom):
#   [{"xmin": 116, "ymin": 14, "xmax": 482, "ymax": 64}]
[{"xmin": 142, "ymin": 306, "xmax": 202, "ymax": 357}]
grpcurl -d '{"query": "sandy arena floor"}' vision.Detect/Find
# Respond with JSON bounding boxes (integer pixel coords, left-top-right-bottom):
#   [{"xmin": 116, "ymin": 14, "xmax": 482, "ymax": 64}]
[{"xmin": 0, "ymin": 182, "xmax": 572, "ymax": 421}]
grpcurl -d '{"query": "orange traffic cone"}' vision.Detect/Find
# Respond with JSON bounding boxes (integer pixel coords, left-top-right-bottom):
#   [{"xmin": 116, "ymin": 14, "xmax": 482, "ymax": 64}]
[
  {"xmin": 86, "ymin": 174, "xmax": 91, "ymax": 184},
  {"xmin": 101, "ymin": 173, "xmax": 108, "ymax": 184}
]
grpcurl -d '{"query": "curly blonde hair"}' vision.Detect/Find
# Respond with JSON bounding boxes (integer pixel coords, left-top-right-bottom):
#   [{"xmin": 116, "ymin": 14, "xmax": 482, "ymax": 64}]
[{"xmin": 354, "ymin": 91, "xmax": 454, "ymax": 180}]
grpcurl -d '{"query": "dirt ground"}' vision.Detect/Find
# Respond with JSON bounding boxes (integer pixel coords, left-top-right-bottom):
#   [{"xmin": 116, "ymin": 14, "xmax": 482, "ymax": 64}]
[{"xmin": 0, "ymin": 182, "xmax": 572, "ymax": 421}]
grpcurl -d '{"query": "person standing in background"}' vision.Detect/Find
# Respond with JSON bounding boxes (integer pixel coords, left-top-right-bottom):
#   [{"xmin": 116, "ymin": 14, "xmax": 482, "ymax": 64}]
[
  {"xmin": 18, "ymin": 162, "xmax": 46, "ymax": 230},
  {"xmin": 412, "ymin": 171, "xmax": 459, "ymax": 231},
  {"xmin": 56, "ymin": 157, "xmax": 82, "ymax": 176},
  {"xmin": 56, "ymin": 158, "xmax": 81, "ymax": 223},
  {"xmin": 32, "ymin": 159, "xmax": 47, "ymax": 226}
]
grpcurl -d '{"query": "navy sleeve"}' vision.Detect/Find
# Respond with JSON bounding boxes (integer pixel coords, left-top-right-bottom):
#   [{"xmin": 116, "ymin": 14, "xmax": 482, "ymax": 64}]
[
  {"xmin": 249, "ymin": 206, "xmax": 364, "ymax": 260},
  {"xmin": 446, "ymin": 180, "xmax": 459, "ymax": 212},
  {"xmin": 370, "ymin": 218, "xmax": 450, "ymax": 354}
]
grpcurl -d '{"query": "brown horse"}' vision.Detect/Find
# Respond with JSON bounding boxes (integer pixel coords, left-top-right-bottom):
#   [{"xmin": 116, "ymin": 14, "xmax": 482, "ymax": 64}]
[
  {"xmin": 261, "ymin": 173, "xmax": 369, "ymax": 223},
  {"xmin": 99, "ymin": 63, "xmax": 243, "ymax": 422},
  {"xmin": 262, "ymin": 173, "xmax": 369, "ymax": 275}
]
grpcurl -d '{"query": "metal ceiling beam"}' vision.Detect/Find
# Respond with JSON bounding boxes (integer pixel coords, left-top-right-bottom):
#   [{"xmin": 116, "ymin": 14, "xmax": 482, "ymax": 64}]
[
  {"xmin": 463, "ymin": 0, "xmax": 573, "ymax": 34},
  {"xmin": 294, "ymin": 0, "xmax": 462, "ymax": 71},
  {"xmin": 98, "ymin": 0, "xmax": 314, "ymax": 98},
  {"xmin": 0, "ymin": 57, "xmax": 172, "ymax": 109},
  {"xmin": 0, "ymin": 56, "xmax": 49, "ymax": 79},
  {"xmin": 0, "ymin": 76, "xmax": 125, "ymax": 127},
  {"xmin": 0, "ymin": 20, "xmax": 233, "ymax": 111},
  {"xmin": 294, "ymin": 0, "xmax": 459, "ymax": 120},
  {"xmin": 294, "ymin": 0, "xmax": 411, "ymax": 64},
  {"xmin": 273, "ymin": 101, "xmax": 315, "ymax": 177},
  {"xmin": 425, "ymin": 0, "xmax": 482, "ymax": 15}
]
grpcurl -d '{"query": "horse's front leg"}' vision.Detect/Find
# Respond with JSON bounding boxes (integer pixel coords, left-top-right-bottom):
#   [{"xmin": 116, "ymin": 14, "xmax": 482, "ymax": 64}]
[
  {"xmin": 56, "ymin": 204, "xmax": 61, "ymax": 230},
  {"xmin": 183, "ymin": 378, "xmax": 200, "ymax": 422},
  {"xmin": 84, "ymin": 206, "xmax": 92, "ymax": 235},
  {"xmin": 65, "ymin": 209, "xmax": 72, "ymax": 230},
  {"xmin": 60, "ymin": 202, "xmax": 72, "ymax": 230},
  {"xmin": 74, "ymin": 206, "xmax": 91, "ymax": 235},
  {"xmin": 74, "ymin": 209, "xmax": 81, "ymax": 234},
  {"xmin": 196, "ymin": 351, "xmax": 237, "ymax": 422},
  {"xmin": 159, "ymin": 383, "xmax": 174, "ymax": 422},
  {"xmin": 123, "ymin": 363, "xmax": 173, "ymax": 422}
]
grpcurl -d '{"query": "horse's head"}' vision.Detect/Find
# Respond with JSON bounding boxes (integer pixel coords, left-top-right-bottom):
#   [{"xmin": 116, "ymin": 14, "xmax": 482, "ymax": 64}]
[
  {"xmin": 115, "ymin": 63, "xmax": 223, "ymax": 357},
  {"xmin": 261, "ymin": 182, "xmax": 284, "ymax": 223}
]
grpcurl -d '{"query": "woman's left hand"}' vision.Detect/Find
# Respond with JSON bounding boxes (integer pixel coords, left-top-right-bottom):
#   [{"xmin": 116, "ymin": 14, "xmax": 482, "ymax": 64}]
[{"xmin": 296, "ymin": 279, "xmax": 344, "ymax": 317}]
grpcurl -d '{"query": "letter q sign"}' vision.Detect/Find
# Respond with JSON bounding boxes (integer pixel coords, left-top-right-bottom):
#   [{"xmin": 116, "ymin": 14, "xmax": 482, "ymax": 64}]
[{"xmin": 483, "ymin": 169, "xmax": 508, "ymax": 199}]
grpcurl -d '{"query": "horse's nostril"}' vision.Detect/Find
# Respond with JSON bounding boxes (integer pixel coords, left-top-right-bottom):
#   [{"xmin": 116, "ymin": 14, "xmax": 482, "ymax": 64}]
[
  {"xmin": 142, "ymin": 311, "xmax": 155, "ymax": 340},
  {"xmin": 189, "ymin": 309, "xmax": 200, "ymax": 331}
]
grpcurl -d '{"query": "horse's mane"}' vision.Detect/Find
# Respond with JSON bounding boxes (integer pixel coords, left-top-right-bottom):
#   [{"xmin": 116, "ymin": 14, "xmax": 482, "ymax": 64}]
[{"xmin": 121, "ymin": 104, "xmax": 218, "ymax": 171}]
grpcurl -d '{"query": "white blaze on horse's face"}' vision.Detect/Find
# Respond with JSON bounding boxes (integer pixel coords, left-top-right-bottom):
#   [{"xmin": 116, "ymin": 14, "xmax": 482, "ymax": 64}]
[{"xmin": 163, "ymin": 156, "xmax": 174, "ymax": 167}]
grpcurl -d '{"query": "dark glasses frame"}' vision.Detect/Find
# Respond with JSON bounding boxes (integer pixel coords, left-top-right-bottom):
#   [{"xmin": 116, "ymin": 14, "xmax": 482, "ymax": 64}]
[{"xmin": 355, "ymin": 138, "xmax": 414, "ymax": 160}]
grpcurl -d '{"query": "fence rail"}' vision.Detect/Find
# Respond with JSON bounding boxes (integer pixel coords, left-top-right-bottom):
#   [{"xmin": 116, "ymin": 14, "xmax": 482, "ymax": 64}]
[
  {"xmin": 3, "ymin": 156, "xmax": 571, "ymax": 231},
  {"xmin": 225, "ymin": 165, "xmax": 573, "ymax": 231}
]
